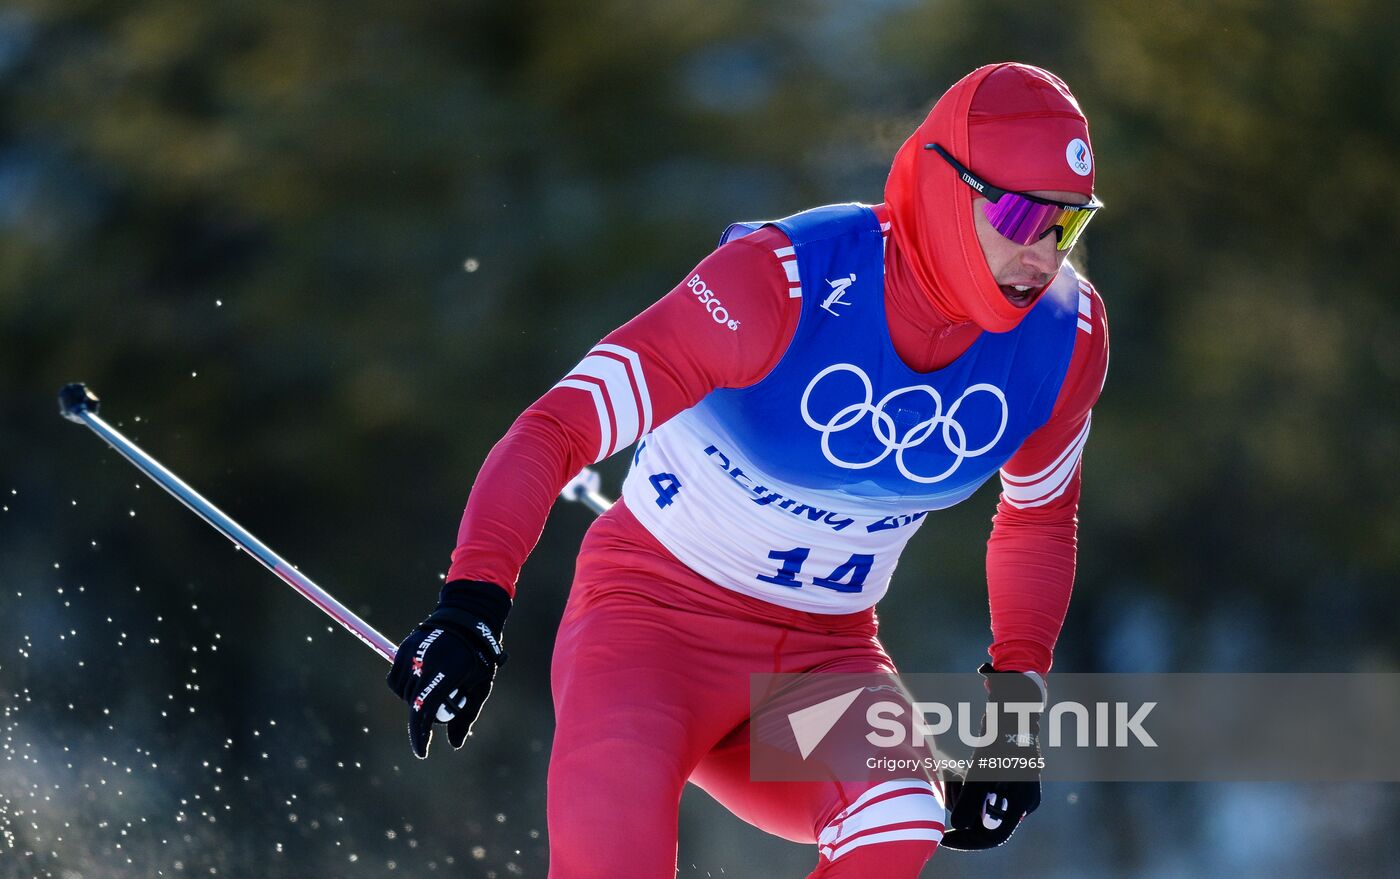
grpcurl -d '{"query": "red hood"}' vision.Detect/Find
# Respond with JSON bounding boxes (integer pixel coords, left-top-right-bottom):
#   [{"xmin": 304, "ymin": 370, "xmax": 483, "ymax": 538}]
[{"xmin": 884, "ymin": 63, "xmax": 1094, "ymax": 333}]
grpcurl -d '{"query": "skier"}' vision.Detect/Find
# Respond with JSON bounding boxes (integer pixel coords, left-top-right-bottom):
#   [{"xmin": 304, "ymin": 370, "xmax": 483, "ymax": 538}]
[{"xmin": 387, "ymin": 62, "xmax": 1109, "ymax": 877}]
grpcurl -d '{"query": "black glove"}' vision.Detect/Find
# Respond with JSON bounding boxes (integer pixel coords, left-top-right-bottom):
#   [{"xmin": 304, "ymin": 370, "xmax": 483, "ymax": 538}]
[
  {"xmin": 940, "ymin": 663, "xmax": 1045, "ymax": 851},
  {"xmin": 386, "ymin": 580, "xmax": 510, "ymax": 759}
]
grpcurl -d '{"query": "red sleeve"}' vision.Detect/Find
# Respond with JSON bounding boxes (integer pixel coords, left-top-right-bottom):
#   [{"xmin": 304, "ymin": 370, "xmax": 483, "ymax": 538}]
[
  {"xmin": 446, "ymin": 228, "xmax": 801, "ymax": 593},
  {"xmin": 985, "ymin": 279, "xmax": 1109, "ymax": 676}
]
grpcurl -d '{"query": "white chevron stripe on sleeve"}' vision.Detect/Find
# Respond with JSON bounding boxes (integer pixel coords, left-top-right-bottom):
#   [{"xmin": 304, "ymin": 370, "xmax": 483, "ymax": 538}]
[
  {"xmin": 1000, "ymin": 413, "xmax": 1092, "ymax": 509},
  {"xmin": 554, "ymin": 378, "xmax": 612, "ymax": 463},
  {"xmin": 556, "ymin": 344, "xmax": 652, "ymax": 460},
  {"xmin": 1077, "ymin": 289, "xmax": 1093, "ymax": 334},
  {"xmin": 592, "ymin": 343, "xmax": 652, "ymax": 440},
  {"xmin": 778, "ymin": 250, "xmax": 803, "ymax": 298},
  {"xmin": 570, "ymin": 356, "xmax": 636, "ymax": 455}
]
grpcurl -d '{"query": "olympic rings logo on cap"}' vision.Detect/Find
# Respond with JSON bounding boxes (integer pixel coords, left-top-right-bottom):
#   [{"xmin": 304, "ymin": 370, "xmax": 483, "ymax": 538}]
[
  {"xmin": 799, "ymin": 364, "xmax": 1009, "ymax": 484},
  {"xmin": 1066, "ymin": 138, "xmax": 1092, "ymax": 176}
]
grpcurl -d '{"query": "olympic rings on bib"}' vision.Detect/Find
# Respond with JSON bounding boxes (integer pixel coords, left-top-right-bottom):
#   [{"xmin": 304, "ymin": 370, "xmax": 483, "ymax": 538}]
[{"xmin": 799, "ymin": 364, "xmax": 1009, "ymax": 484}]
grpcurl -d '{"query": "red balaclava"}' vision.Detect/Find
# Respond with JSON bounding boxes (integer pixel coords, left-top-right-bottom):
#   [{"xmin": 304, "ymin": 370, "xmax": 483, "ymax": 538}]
[{"xmin": 885, "ymin": 63, "xmax": 1095, "ymax": 332}]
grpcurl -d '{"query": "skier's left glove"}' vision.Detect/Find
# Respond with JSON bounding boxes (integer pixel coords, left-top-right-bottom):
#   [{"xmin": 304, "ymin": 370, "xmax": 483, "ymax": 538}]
[
  {"xmin": 940, "ymin": 663, "xmax": 1045, "ymax": 851},
  {"xmin": 386, "ymin": 580, "xmax": 509, "ymax": 759}
]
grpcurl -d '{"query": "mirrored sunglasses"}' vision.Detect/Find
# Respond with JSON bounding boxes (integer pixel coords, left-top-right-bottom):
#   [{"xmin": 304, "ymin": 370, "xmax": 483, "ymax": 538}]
[{"xmin": 925, "ymin": 143, "xmax": 1102, "ymax": 251}]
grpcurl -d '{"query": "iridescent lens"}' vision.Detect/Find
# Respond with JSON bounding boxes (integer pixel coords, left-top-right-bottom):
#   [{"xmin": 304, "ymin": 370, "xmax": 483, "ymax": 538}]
[
  {"xmin": 1056, "ymin": 206, "xmax": 1094, "ymax": 249},
  {"xmin": 981, "ymin": 194, "xmax": 1098, "ymax": 251}
]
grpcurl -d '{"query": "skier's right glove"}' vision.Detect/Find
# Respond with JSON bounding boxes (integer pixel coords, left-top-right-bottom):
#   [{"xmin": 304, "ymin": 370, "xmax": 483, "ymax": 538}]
[
  {"xmin": 940, "ymin": 663, "xmax": 1045, "ymax": 851},
  {"xmin": 386, "ymin": 580, "xmax": 510, "ymax": 759}
]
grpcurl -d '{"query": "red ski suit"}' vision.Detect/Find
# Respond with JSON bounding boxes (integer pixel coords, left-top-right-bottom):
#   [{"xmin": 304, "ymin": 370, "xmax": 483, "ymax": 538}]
[
  {"xmin": 446, "ymin": 204, "xmax": 1108, "ymax": 877},
  {"xmin": 443, "ymin": 61, "xmax": 1110, "ymax": 877}
]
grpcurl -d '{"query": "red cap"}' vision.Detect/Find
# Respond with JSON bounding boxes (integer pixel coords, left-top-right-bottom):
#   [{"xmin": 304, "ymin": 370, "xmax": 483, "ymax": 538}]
[{"xmin": 969, "ymin": 64, "xmax": 1094, "ymax": 196}]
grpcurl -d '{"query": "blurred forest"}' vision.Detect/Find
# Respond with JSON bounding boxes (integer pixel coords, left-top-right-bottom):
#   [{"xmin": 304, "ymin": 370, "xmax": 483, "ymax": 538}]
[{"xmin": 2, "ymin": 0, "xmax": 1398, "ymax": 876}]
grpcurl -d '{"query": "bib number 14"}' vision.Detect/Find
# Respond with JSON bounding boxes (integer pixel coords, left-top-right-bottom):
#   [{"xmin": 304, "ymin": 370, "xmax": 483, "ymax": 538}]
[{"xmin": 757, "ymin": 547, "xmax": 874, "ymax": 594}]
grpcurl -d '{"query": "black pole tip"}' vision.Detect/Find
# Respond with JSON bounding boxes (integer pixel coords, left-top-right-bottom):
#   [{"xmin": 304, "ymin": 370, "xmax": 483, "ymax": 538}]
[{"xmin": 59, "ymin": 383, "xmax": 100, "ymax": 422}]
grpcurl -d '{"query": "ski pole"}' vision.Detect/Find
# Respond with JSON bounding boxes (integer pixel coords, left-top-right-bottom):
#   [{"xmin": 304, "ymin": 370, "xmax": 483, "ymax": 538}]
[
  {"xmin": 58, "ymin": 383, "xmax": 620, "ymax": 662},
  {"xmin": 57, "ymin": 383, "xmax": 400, "ymax": 663}
]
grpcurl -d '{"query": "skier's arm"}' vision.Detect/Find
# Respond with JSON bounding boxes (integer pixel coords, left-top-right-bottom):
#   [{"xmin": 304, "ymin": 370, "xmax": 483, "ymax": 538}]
[
  {"xmin": 447, "ymin": 228, "xmax": 800, "ymax": 593},
  {"xmin": 983, "ymin": 281, "xmax": 1109, "ymax": 676},
  {"xmin": 386, "ymin": 229, "xmax": 799, "ymax": 757}
]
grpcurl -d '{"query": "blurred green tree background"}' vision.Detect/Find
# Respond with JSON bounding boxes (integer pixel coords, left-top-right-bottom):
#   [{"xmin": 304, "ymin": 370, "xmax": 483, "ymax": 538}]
[{"xmin": 2, "ymin": 1, "xmax": 1397, "ymax": 876}]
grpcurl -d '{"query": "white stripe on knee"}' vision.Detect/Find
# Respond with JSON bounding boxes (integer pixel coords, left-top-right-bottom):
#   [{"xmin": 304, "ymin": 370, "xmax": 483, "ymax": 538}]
[{"xmin": 817, "ymin": 779, "xmax": 946, "ymax": 861}]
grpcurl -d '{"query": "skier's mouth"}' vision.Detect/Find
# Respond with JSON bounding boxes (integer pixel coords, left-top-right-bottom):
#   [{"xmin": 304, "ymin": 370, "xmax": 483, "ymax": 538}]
[{"xmin": 1000, "ymin": 284, "xmax": 1036, "ymax": 307}]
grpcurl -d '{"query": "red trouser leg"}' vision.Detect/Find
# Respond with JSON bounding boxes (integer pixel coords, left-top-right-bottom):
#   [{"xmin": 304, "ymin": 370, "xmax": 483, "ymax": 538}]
[
  {"xmin": 692, "ymin": 685, "xmax": 945, "ymax": 878},
  {"xmin": 547, "ymin": 502, "xmax": 944, "ymax": 878},
  {"xmin": 547, "ymin": 594, "xmax": 751, "ymax": 879}
]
